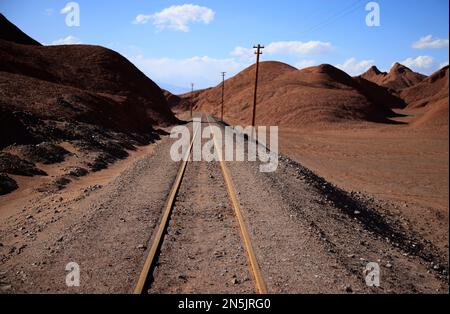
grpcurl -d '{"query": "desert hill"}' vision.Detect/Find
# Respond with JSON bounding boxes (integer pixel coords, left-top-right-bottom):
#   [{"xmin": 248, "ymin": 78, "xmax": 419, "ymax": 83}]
[
  {"xmin": 0, "ymin": 40, "xmax": 177, "ymax": 132},
  {"xmin": 0, "ymin": 14, "xmax": 177, "ymax": 194},
  {"xmin": 0, "ymin": 13, "xmax": 41, "ymax": 46},
  {"xmin": 163, "ymin": 89, "xmax": 203, "ymax": 112},
  {"xmin": 0, "ymin": 14, "xmax": 178, "ymax": 140},
  {"xmin": 360, "ymin": 63, "xmax": 427, "ymax": 93},
  {"xmin": 401, "ymin": 66, "xmax": 449, "ymax": 109},
  {"xmin": 163, "ymin": 88, "xmax": 213, "ymax": 113},
  {"xmin": 189, "ymin": 62, "xmax": 402, "ymax": 127},
  {"xmin": 400, "ymin": 66, "xmax": 449, "ymax": 128}
]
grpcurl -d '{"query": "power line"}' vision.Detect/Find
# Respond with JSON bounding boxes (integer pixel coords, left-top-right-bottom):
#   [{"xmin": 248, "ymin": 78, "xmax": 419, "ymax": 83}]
[{"xmin": 298, "ymin": 0, "xmax": 366, "ymax": 36}]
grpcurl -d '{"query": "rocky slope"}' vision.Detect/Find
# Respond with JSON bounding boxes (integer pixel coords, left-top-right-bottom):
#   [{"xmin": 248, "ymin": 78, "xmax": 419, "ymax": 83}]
[{"xmin": 0, "ymin": 14, "xmax": 177, "ymax": 195}]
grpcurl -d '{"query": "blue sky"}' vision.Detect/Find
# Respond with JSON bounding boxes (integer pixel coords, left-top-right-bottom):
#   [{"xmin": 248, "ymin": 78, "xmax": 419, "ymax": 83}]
[{"xmin": 1, "ymin": 0, "xmax": 449, "ymax": 92}]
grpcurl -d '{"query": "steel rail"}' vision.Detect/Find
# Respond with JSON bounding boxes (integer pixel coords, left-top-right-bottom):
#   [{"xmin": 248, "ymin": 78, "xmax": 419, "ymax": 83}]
[
  {"xmin": 133, "ymin": 122, "xmax": 200, "ymax": 294},
  {"xmin": 207, "ymin": 116, "xmax": 268, "ymax": 294}
]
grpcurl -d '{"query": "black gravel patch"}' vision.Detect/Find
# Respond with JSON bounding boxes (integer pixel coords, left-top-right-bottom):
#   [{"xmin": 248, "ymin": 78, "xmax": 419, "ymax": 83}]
[
  {"xmin": 0, "ymin": 152, "xmax": 47, "ymax": 176},
  {"xmin": 88, "ymin": 153, "xmax": 117, "ymax": 172},
  {"xmin": 1, "ymin": 109, "xmax": 162, "ymax": 193},
  {"xmin": 66, "ymin": 167, "xmax": 88, "ymax": 177},
  {"xmin": 0, "ymin": 108, "xmax": 37, "ymax": 149},
  {"xmin": 20, "ymin": 142, "xmax": 71, "ymax": 164},
  {"xmin": 0, "ymin": 173, "xmax": 18, "ymax": 195},
  {"xmin": 278, "ymin": 155, "xmax": 449, "ymax": 276}
]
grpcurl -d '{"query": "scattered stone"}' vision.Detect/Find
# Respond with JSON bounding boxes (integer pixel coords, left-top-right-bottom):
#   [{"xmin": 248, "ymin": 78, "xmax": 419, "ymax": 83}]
[
  {"xmin": 345, "ymin": 285, "xmax": 353, "ymax": 293},
  {"xmin": 56, "ymin": 235, "xmax": 64, "ymax": 242},
  {"xmin": 178, "ymin": 275, "xmax": 188, "ymax": 282},
  {"xmin": 137, "ymin": 244, "xmax": 147, "ymax": 250},
  {"xmin": 67, "ymin": 167, "xmax": 88, "ymax": 177},
  {"xmin": 385, "ymin": 263, "xmax": 393, "ymax": 269},
  {"xmin": 213, "ymin": 251, "xmax": 224, "ymax": 258},
  {"xmin": 231, "ymin": 278, "xmax": 239, "ymax": 285},
  {"xmin": 84, "ymin": 185, "xmax": 103, "ymax": 193}
]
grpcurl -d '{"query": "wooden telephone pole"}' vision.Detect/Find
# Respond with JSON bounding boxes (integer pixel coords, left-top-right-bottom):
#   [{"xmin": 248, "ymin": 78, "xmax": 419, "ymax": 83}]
[
  {"xmin": 221, "ymin": 72, "xmax": 226, "ymax": 121},
  {"xmin": 252, "ymin": 44, "xmax": 264, "ymax": 127},
  {"xmin": 190, "ymin": 83, "xmax": 194, "ymax": 118}
]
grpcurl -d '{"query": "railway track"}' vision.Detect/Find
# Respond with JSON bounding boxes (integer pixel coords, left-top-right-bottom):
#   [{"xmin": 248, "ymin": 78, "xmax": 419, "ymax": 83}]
[{"xmin": 134, "ymin": 115, "xmax": 267, "ymax": 294}]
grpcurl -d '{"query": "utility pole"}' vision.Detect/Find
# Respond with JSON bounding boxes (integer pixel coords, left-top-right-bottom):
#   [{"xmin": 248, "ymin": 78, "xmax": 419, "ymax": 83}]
[
  {"xmin": 190, "ymin": 83, "xmax": 194, "ymax": 119},
  {"xmin": 221, "ymin": 72, "xmax": 226, "ymax": 121},
  {"xmin": 252, "ymin": 44, "xmax": 264, "ymax": 127}
]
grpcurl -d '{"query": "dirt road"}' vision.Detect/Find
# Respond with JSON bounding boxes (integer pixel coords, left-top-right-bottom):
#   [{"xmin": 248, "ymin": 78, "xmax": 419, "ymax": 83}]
[{"xmin": 0, "ymin": 114, "xmax": 448, "ymax": 293}]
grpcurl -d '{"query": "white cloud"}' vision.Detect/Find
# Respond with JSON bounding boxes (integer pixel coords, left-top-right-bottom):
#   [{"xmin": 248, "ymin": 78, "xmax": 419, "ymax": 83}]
[
  {"xmin": 48, "ymin": 35, "xmax": 82, "ymax": 45},
  {"xmin": 128, "ymin": 55, "xmax": 246, "ymax": 89},
  {"xmin": 230, "ymin": 41, "xmax": 332, "ymax": 64},
  {"xmin": 132, "ymin": 4, "xmax": 215, "ymax": 32},
  {"xmin": 132, "ymin": 14, "xmax": 152, "ymax": 25},
  {"xmin": 295, "ymin": 60, "xmax": 317, "ymax": 69},
  {"xmin": 400, "ymin": 56, "xmax": 434, "ymax": 70},
  {"xmin": 265, "ymin": 41, "xmax": 332, "ymax": 55},
  {"xmin": 336, "ymin": 58, "xmax": 375, "ymax": 76},
  {"xmin": 412, "ymin": 35, "xmax": 449, "ymax": 49}
]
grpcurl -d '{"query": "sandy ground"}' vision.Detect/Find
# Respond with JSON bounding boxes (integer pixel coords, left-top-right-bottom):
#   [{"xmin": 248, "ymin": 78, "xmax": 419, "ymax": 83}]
[
  {"xmin": 279, "ymin": 111, "xmax": 449, "ymax": 258},
  {"xmin": 0, "ymin": 113, "xmax": 448, "ymax": 294}
]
